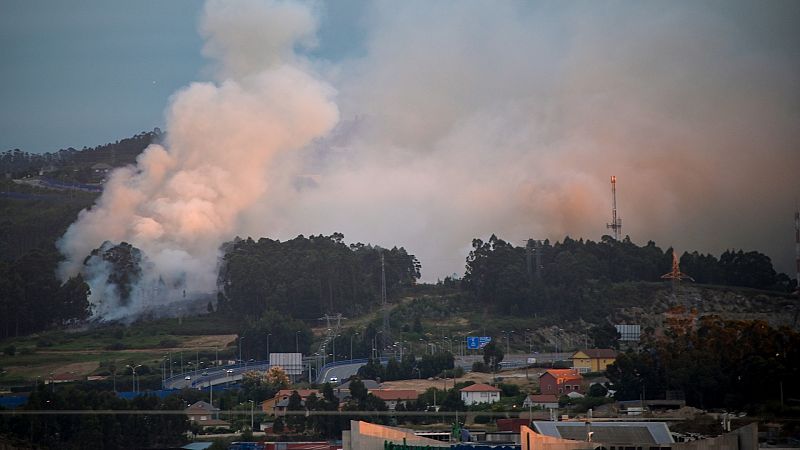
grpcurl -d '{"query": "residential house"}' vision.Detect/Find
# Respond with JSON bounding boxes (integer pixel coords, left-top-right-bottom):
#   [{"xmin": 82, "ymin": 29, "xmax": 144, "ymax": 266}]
[
  {"xmin": 459, "ymin": 383, "xmax": 501, "ymax": 406},
  {"xmin": 538, "ymin": 369, "xmax": 583, "ymax": 396},
  {"xmin": 522, "ymin": 394, "xmax": 559, "ymax": 410},
  {"xmin": 368, "ymin": 389, "xmax": 418, "ymax": 411},
  {"xmin": 571, "ymin": 349, "xmax": 618, "ymax": 373},
  {"xmin": 269, "ymin": 389, "xmax": 320, "ymax": 415},
  {"xmin": 185, "ymin": 401, "xmax": 230, "ymax": 430}
]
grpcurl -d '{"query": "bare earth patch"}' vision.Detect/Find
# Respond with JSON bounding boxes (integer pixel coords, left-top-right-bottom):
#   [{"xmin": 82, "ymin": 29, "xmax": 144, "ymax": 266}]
[
  {"xmin": 182, "ymin": 334, "xmax": 237, "ymax": 349},
  {"xmin": 7, "ymin": 361, "xmax": 100, "ymax": 379}
]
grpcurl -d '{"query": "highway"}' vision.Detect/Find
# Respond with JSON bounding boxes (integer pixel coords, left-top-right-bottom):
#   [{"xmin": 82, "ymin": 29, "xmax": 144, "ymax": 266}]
[
  {"xmin": 316, "ymin": 360, "xmax": 374, "ymax": 384},
  {"xmin": 163, "ymin": 362, "xmax": 271, "ymax": 390},
  {"xmin": 164, "ymin": 352, "xmax": 569, "ymax": 390}
]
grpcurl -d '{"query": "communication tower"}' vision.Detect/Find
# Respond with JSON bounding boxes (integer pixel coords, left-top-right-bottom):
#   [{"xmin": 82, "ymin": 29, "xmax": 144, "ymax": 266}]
[{"xmin": 606, "ymin": 176, "xmax": 622, "ymax": 240}]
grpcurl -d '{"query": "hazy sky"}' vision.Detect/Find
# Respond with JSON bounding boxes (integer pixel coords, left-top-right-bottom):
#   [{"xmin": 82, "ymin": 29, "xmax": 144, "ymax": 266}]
[
  {"xmin": 4, "ymin": 1, "xmax": 800, "ymax": 282},
  {"xmin": 0, "ymin": 0, "xmax": 366, "ymax": 152}
]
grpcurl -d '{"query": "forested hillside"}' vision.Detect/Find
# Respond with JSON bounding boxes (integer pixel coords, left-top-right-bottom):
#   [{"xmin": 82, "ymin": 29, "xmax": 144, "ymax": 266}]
[
  {"xmin": 462, "ymin": 235, "xmax": 795, "ymax": 322},
  {"xmin": 218, "ymin": 233, "xmax": 421, "ymax": 320},
  {"xmin": 0, "ymin": 130, "xmax": 160, "ymax": 179}
]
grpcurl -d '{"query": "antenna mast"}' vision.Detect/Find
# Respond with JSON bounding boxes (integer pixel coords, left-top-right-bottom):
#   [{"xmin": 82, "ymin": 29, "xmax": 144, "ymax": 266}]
[{"xmin": 606, "ymin": 176, "xmax": 622, "ymax": 240}]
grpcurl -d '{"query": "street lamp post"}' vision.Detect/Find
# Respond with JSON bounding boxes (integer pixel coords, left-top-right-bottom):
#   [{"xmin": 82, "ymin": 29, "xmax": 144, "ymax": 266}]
[
  {"xmin": 248, "ymin": 400, "xmax": 254, "ymax": 431},
  {"xmin": 350, "ymin": 332, "xmax": 359, "ymax": 360},
  {"xmin": 126, "ymin": 364, "xmax": 142, "ymax": 393},
  {"xmin": 239, "ymin": 336, "xmax": 245, "ymax": 365},
  {"xmin": 266, "ymin": 333, "xmax": 271, "ymax": 361}
]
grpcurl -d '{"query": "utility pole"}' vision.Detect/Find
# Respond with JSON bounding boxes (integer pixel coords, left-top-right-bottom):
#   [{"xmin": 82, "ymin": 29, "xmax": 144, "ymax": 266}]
[{"xmin": 381, "ymin": 252, "xmax": 390, "ymax": 350}]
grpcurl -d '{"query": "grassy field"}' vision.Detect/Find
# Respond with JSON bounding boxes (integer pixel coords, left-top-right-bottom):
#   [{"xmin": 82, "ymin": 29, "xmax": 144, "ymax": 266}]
[{"xmin": 0, "ymin": 314, "xmax": 241, "ymax": 385}]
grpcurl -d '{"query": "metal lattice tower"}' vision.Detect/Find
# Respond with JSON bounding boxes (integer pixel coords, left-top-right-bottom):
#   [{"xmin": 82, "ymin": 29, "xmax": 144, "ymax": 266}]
[
  {"xmin": 606, "ymin": 176, "xmax": 623, "ymax": 240},
  {"xmin": 661, "ymin": 251, "xmax": 694, "ymax": 297},
  {"xmin": 661, "ymin": 251, "xmax": 694, "ymax": 282}
]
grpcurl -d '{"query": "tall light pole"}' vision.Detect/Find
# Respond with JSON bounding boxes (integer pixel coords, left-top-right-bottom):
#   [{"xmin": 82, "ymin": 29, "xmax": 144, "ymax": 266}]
[
  {"xmin": 239, "ymin": 336, "xmax": 245, "ymax": 365},
  {"xmin": 126, "ymin": 364, "xmax": 142, "ymax": 393},
  {"xmin": 248, "ymin": 400, "xmax": 254, "ymax": 430},
  {"xmin": 333, "ymin": 335, "xmax": 339, "ymax": 364},
  {"xmin": 266, "ymin": 333, "xmax": 271, "ymax": 361},
  {"xmin": 350, "ymin": 332, "xmax": 359, "ymax": 360},
  {"xmin": 295, "ymin": 331, "xmax": 300, "ymax": 354},
  {"xmin": 162, "ymin": 355, "xmax": 168, "ymax": 389}
]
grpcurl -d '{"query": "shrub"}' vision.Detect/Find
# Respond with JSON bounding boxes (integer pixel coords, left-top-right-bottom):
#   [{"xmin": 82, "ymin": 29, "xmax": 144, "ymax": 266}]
[
  {"xmin": 36, "ymin": 338, "xmax": 54, "ymax": 348},
  {"xmin": 157, "ymin": 338, "xmax": 180, "ymax": 348},
  {"xmin": 473, "ymin": 415, "xmax": 491, "ymax": 424},
  {"xmin": 105, "ymin": 341, "xmax": 128, "ymax": 350},
  {"xmin": 471, "ymin": 361, "xmax": 489, "ymax": 373},
  {"xmin": 588, "ymin": 383, "xmax": 608, "ymax": 397},
  {"xmin": 3, "ymin": 345, "xmax": 15, "ymax": 356},
  {"xmin": 499, "ymin": 383, "xmax": 520, "ymax": 397}
]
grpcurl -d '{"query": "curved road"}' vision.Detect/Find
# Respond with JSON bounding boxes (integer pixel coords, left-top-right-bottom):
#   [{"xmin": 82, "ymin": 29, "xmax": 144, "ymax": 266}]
[{"xmin": 164, "ymin": 362, "xmax": 271, "ymax": 390}]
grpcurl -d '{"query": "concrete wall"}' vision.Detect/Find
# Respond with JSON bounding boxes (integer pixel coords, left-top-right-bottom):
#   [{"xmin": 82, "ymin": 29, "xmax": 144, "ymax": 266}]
[
  {"xmin": 673, "ymin": 423, "xmax": 758, "ymax": 450},
  {"xmin": 521, "ymin": 423, "xmax": 758, "ymax": 450},
  {"xmin": 521, "ymin": 425, "xmax": 591, "ymax": 450}
]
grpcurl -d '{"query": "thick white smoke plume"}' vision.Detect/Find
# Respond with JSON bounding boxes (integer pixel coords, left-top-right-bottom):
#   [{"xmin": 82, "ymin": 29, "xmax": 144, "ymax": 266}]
[{"xmin": 58, "ymin": 0, "xmax": 338, "ymax": 320}]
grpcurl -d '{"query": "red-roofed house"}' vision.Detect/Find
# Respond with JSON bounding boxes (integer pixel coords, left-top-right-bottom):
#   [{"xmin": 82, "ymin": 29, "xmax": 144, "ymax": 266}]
[
  {"xmin": 523, "ymin": 394, "xmax": 559, "ymax": 409},
  {"xmin": 571, "ymin": 349, "xmax": 618, "ymax": 373},
  {"xmin": 368, "ymin": 389, "xmax": 419, "ymax": 410},
  {"xmin": 460, "ymin": 383, "xmax": 501, "ymax": 405},
  {"xmin": 539, "ymin": 369, "xmax": 584, "ymax": 396},
  {"xmin": 265, "ymin": 389, "xmax": 320, "ymax": 415}
]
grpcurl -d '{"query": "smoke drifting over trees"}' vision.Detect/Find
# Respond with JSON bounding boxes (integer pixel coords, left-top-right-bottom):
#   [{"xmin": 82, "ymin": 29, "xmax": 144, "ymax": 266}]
[
  {"xmin": 57, "ymin": 0, "xmax": 339, "ymax": 319},
  {"xmin": 255, "ymin": 1, "xmax": 799, "ymax": 281},
  {"xmin": 56, "ymin": 0, "xmax": 799, "ymax": 319}
]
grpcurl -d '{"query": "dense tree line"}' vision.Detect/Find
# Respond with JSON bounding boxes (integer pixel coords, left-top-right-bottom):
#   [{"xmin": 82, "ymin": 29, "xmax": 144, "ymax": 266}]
[
  {"xmin": 681, "ymin": 249, "xmax": 790, "ymax": 290},
  {"xmin": 0, "ymin": 248, "xmax": 91, "ymax": 338},
  {"xmin": 606, "ymin": 315, "xmax": 800, "ymax": 410},
  {"xmin": 0, "ymin": 130, "xmax": 160, "ymax": 178},
  {"xmin": 357, "ymin": 352, "xmax": 455, "ymax": 381},
  {"xmin": 238, "ymin": 310, "xmax": 314, "ymax": 360},
  {"xmin": 0, "ymin": 183, "xmax": 97, "ymax": 262},
  {"xmin": 218, "ymin": 233, "xmax": 421, "ymax": 320},
  {"xmin": 462, "ymin": 234, "xmax": 792, "ymax": 318},
  {"xmin": 0, "ymin": 384, "xmax": 188, "ymax": 449}
]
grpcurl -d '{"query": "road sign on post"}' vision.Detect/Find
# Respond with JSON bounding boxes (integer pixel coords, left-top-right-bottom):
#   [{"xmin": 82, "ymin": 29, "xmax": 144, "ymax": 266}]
[{"xmin": 466, "ymin": 336, "xmax": 492, "ymax": 349}]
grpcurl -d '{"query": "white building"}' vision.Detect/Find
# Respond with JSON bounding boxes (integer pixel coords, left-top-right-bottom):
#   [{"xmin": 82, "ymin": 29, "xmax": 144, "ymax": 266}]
[{"xmin": 459, "ymin": 383, "xmax": 501, "ymax": 405}]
